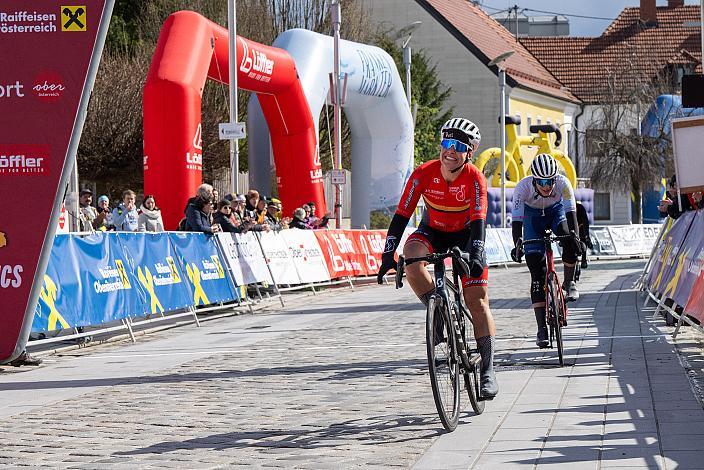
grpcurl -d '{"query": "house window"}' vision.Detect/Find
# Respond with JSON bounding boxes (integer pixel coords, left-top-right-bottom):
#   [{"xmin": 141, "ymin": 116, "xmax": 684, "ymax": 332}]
[
  {"xmin": 536, "ymin": 117, "xmax": 542, "ymax": 126},
  {"xmin": 594, "ymin": 192, "xmax": 611, "ymax": 221},
  {"xmin": 527, "ymin": 116, "xmax": 532, "ymax": 134},
  {"xmin": 547, "ymin": 118, "xmax": 552, "ymax": 125}
]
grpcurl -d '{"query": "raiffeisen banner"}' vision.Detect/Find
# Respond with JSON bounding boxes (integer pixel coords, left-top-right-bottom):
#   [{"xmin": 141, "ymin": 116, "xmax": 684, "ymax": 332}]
[{"xmin": 0, "ymin": 1, "xmax": 113, "ymax": 362}]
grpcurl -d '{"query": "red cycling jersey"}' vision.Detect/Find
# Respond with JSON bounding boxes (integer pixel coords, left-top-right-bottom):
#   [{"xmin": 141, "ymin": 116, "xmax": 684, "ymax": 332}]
[{"xmin": 396, "ymin": 160, "xmax": 488, "ymax": 232}]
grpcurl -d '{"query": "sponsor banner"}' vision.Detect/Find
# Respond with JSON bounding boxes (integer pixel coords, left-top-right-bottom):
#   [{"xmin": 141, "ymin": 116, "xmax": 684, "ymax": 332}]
[
  {"xmin": 257, "ymin": 231, "xmax": 301, "ymax": 285},
  {"xmin": 216, "ymin": 232, "xmax": 272, "ymax": 285},
  {"xmin": 167, "ymin": 233, "xmax": 238, "ymax": 305},
  {"xmin": 590, "ymin": 226, "xmax": 616, "ymax": 256},
  {"xmin": 647, "ymin": 211, "xmax": 697, "ymax": 295},
  {"xmin": 640, "ymin": 224, "xmax": 661, "ymax": 254},
  {"xmin": 32, "ymin": 233, "xmax": 143, "ymax": 331},
  {"xmin": 278, "ymin": 229, "xmax": 330, "ymax": 283},
  {"xmin": 671, "ymin": 211, "xmax": 704, "ymax": 307},
  {"xmin": 351, "ymin": 230, "xmax": 385, "ymax": 276},
  {"xmin": 608, "ymin": 225, "xmax": 644, "ymax": 256},
  {"xmin": 0, "ymin": 0, "xmax": 111, "ymax": 360},
  {"xmin": 685, "ymin": 270, "xmax": 704, "ymax": 323},
  {"xmin": 495, "ymin": 228, "xmax": 515, "ymax": 262},
  {"xmin": 314, "ymin": 230, "xmax": 364, "ymax": 278},
  {"xmin": 485, "ymin": 228, "xmax": 509, "ymax": 265},
  {"xmin": 116, "ymin": 232, "xmax": 193, "ymax": 316}
]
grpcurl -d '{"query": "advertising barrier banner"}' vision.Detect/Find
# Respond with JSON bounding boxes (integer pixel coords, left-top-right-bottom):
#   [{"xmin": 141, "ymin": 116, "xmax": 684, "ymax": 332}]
[
  {"xmin": 216, "ymin": 232, "xmax": 272, "ymax": 285},
  {"xmin": 168, "ymin": 233, "xmax": 238, "ymax": 305},
  {"xmin": 117, "ymin": 232, "xmax": 193, "ymax": 316},
  {"xmin": 315, "ymin": 230, "xmax": 364, "ymax": 279},
  {"xmin": 485, "ymin": 228, "xmax": 509, "ymax": 265},
  {"xmin": 647, "ymin": 211, "xmax": 696, "ymax": 295},
  {"xmin": 608, "ymin": 225, "xmax": 645, "ymax": 256},
  {"xmin": 669, "ymin": 211, "xmax": 704, "ymax": 308},
  {"xmin": 351, "ymin": 230, "xmax": 385, "ymax": 276},
  {"xmin": 0, "ymin": 0, "xmax": 112, "ymax": 360},
  {"xmin": 278, "ymin": 229, "xmax": 330, "ymax": 283},
  {"xmin": 258, "ymin": 231, "xmax": 301, "ymax": 285},
  {"xmin": 33, "ymin": 233, "xmax": 142, "ymax": 331},
  {"xmin": 590, "ymin": 226, "xmax": 616, "ymax": 256}
]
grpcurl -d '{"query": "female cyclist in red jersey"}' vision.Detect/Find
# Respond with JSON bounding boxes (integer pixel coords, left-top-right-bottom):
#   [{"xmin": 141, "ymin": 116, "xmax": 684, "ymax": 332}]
[{"xmin": 377, "ymin": 118, "xmax": 498, "ymax": 398}]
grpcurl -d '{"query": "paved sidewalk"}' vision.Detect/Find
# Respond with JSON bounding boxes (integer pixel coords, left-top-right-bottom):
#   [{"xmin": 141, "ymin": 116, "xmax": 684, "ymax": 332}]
[{"xmin": 0, "ymin": 259, "xmax": 702, "ymax": 468}]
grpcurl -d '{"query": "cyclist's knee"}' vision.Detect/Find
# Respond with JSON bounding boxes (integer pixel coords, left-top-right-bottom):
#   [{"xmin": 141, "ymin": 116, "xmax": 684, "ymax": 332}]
[
  {"xmin": 403, "ymin": 240, "xmax": 429, "ymax": 259},
  {"xmin": 464, "ymin": 287, "xmax": 490, "ymax": 314},
  {"xmin": 526, "ymin": 253, "xmax": 546, "ymax": 304}
]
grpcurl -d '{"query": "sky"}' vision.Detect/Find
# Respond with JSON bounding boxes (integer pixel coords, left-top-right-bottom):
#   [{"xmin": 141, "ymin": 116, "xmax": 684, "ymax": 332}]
[{"xmin": 479, "ymin": 0, "xmax": 700, "ymax": 36}]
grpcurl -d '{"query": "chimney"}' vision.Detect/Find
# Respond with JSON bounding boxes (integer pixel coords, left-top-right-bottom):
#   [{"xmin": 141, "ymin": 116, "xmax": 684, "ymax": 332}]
[
  {"xmin": 668, "ymin": 0, "xmax": 684, "ymax": 7},
  {"xmin": 640, "ymin": 0, "xmax": 657, "ymax": 25}
]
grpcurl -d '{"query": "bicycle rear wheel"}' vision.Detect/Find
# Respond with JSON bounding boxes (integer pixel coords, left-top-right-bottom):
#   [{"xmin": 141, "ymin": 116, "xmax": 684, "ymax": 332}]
[
  {"xmin": 546, "ymin": 274, "xmax": 564, "ymax": 367},
  {"xmin": 426, "ymin": 296, "xmax": 461, "ymax": 431}
]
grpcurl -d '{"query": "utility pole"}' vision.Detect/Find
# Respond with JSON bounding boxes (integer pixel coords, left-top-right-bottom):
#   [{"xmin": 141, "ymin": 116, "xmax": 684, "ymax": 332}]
[
  {"xmin": 332, "ymin": 0, "xmax": 343, "ymax": 228},
  {"xmin": 514, "ymin": 5, "xmax": 519, "ymax": 41},
  {"xmin": 227, "ymin": 0, "xmax": 239, "ymax": 194}
]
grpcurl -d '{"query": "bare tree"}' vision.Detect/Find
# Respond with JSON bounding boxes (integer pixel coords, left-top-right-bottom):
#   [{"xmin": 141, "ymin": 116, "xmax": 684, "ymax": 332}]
[{"xmin": 584, "ymin": 58, "xmax": 686, "ymax": 223}]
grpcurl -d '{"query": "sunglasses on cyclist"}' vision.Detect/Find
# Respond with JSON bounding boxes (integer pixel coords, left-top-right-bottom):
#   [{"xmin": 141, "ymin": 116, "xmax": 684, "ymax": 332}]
[
  {"xmin": 535, "ymin": 178, "xmax": 555, "ymax": 187},
  {"xmin": 440, "ymin": 138, "xmax": 470, "ymax": 153}
]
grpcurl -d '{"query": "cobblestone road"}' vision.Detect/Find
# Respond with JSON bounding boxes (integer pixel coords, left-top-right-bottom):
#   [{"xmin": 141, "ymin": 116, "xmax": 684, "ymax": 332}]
[{"xmin": 1, "ymin": 259, "xmax": 702, "ymax": 468}]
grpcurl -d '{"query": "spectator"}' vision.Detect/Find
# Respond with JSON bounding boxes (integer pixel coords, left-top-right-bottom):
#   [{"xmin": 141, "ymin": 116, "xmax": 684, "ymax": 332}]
[
  {"xmin": 245, "ymin": 189, "xmax": 260, "ymax": 214},
  {"xmin": 213, "ymin": 199, "xmax": 248, "ymax": 233},
  {"xmin": 232, "ymin": 194, "xmax": 248, "ymax": 224},
  {"xmin": 112, "ymin": 190, "xmax": 139, "ymax": 231},
  {"xmin": 265, "ymin": 201, "xmax": 290, "ymax": 231},
  {"xmin": 138, "ymin": 195, "xmax": 165, "ymax": 232},
  {"xmin": 94, "ymin": 195, "xmax": 113, "ymax": 231},
  {"xmin": 289, "ymin": 207, "xmax": 311, "ymax": 229},
  {"xmin": 575, "ymin": 202, "xmax": 592, "ymax": 269},
  {"xmin": 78, "ymin": 188, "xmax": 97, "ymax": 232},
  {"xmin": 307, "ymin": 201, "xmax": 331, "ymax": 229},
  {"xmin": 212, "ymin": 189, "xmax": 219, "ymax": 204},
  {"xmin": 256, "ymin": 197, "xmax": 268, "ymax": 223},
  {"xmin": 658, "ymin": 175, "xmax": 702, "ymax": 220},
  {"xmin": 185, "ymin": 197, "xmax": 220, "ymax": 234}
]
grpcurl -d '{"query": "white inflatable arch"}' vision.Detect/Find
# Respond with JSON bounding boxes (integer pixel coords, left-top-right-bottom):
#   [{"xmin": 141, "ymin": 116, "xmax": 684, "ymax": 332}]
[{"xmin": 247, "ymin": 29, "xmax": 414, "ymax": 228}]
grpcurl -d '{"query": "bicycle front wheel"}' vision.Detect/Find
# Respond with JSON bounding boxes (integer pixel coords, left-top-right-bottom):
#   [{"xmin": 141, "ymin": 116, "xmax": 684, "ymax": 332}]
[
  {"xmin": 457, "ymin": 305, "xmax": 485, "ymax": 415},
  {"xmin": 547, "ymin": 274, "xmax": 565, "ymax": 367},
  {"xmin": 426, "ymin": 296, "xmax": 461, "ymax": 431}
]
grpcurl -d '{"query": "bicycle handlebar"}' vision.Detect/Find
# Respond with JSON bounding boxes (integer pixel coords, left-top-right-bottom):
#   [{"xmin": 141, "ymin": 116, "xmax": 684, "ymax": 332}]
[
  {"xmin": 528, "ymin": 124, "xmax": 562, "ymax": 148},
  {"xmin": 521, "ymin": 231, "xmax": 576, "ymax": 248},
  {"xmin": 395, "ymin": 247, "xmax": 471, "ymax": 289}
]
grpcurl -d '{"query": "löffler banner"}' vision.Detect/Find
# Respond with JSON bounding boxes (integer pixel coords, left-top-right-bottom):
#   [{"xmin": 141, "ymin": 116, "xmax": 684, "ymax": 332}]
[{"xmin": 0, "ymin": 0, "xmax": 113, "ymax": 362}]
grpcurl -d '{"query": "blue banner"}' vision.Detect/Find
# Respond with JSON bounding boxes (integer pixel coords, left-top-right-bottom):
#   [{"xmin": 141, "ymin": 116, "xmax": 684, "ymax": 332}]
[
  {"xmin": 33, "ymin": 233, "xmax": 144, "ymax": 331},
  {"xmin": 168, "ymin": 233, "xmax": 239, "ymax": 306},
  {"xmin": 647, "ymin": 210, "xmax": 697, "ymax": 295},
  {"xmin": 116, "ymin": 233, "xmax": 194, "ymax": 316}
]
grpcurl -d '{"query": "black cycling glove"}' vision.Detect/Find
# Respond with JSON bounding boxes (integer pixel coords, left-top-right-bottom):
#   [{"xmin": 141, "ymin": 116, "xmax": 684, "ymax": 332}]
[
  {"xmin": 466, "ymin": 219, "xmax": 486, "ymax": 278},
  {"xmin": 377, "ymin": 213, "xmax": 408, "ymax": 284},
  {"xmin": 566, "ymin": 210, "xmax": 582, "ymax": 256}
]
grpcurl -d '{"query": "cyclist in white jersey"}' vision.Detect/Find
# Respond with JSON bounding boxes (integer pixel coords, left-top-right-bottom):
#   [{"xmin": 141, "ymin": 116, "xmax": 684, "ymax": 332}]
[{"xmin": 510, "ymin": 154, "xmax": 582, "ymax": 348}]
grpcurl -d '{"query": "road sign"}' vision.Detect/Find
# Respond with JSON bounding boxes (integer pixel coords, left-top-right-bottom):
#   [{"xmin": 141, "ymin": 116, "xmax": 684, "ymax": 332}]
[
  {"xmin": 330, "ymin": 169, "xmax": 346, "ymax": 185},
  {"xmin": 219, "ymin": 122, "xmax": 246, "ymax": 140}
]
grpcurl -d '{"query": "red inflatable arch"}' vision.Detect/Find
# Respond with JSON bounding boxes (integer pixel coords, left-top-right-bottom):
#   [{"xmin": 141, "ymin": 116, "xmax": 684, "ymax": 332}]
[{"xmin": 143, "ymin": 11, "xmax": 325, "ymax": 228}]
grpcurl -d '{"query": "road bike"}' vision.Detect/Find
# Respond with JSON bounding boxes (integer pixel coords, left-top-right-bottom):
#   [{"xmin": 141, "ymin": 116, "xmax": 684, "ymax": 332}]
[
  {"xmin": 521, "ymin": 230, "xmax": 574, "ymax": 367},
  {"xmin": 395, "ymin": 247, "xmax": 485, "ymax": 431}
]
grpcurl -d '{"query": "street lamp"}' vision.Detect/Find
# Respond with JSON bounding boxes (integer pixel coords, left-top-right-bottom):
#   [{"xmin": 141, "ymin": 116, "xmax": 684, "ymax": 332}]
[
  {"xmin": 488, "ymin": 50, "xmax": 515, "ymax": 228},
  {"xmin": 393, "ymin": 21, "xmax": 422, "ymax": 108}
]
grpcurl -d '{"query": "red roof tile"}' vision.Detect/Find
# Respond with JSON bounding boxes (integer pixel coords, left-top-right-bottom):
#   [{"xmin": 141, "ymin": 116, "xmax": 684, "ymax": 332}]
[
  {"xmin": 521, "ymin": 5, "xmax": 701, "ymax": 103},
  {"xmin": 419, "ymin": 0, "xmax": 579, "ymax": 103}
]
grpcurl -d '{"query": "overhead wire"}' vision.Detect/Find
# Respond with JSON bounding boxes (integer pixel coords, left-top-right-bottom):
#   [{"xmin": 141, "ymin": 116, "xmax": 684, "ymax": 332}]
[{"xmin": 481, "ymin": 3, "xmax": 616, "ymax": 22}]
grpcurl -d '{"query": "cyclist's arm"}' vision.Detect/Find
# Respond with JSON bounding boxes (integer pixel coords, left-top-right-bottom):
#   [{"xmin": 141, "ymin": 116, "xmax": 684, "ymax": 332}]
[
  {"xmin": 511, "ymin": 179, "xmax": 528, "ymax": 244},
  {"xmin": 560, "ymin": 177, "xmax": 579, "ymax": 239},
  {"xmin": 466, "ymin": 169, "xmax": 488, "ymax": 275},
  {"xmin": 384, "ymin": 167, "xmax": 425, "ymax": 255}
]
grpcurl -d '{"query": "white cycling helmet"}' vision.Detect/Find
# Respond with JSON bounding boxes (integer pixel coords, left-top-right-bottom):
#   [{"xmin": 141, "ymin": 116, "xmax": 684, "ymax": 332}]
[
  {"xmin": 531, "ymin": 153, "xmax": 559, "ymax": 179},
  {"xmin": 441, "ymin": 118, "xmax": 481, "ymax": 152}
]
